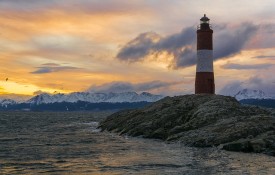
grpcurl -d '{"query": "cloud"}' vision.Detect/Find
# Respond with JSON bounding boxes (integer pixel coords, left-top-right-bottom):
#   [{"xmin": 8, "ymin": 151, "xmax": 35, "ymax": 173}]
[
  {"xmin": 0, "ymin": 93, "xmax": 32, "ymax": 101},
  {"xmin": 170, "ymin": 47, "xmax": 197, "ymax": 68},
  {"xmin": 30, "ymin": 35, "xmax": 92, "ymax": 54},
  {"xmin": 244, "ymin": 76, "xmax": 275, "ymax": 96},
  {"xmin": 252, "ymin": 55, "xmax": 275, "ymax": 59},
  {"xmin": 219, "ymin": 76, "xmax": 275, "ymax": 96},
  {"xmin": 87, "ymin": 80, "xmax": 181, "ymax": 94},
  {"xmin": 156, "ymin": 27, "xmax": 195, "ymax": 51},
  {"xmin": 117, "ymin": 32, "xmax": 161, "ymax": 62},
  {"xmin": 246, "ymin": 24, "xmax": 275, "ymax": 49},
  {"xmin": 30, "ymin": 63, "xmax": 80, "ymax": 74},
  {"xmin": 41, "ymin": 63, "xmax": 60, "ymax": 66},
  {"xmin": 213, "ymin": 23, "xmax": 257, "ymax": 59},
  {"xmin": 117, "ymin": 27, "xmax": 195, "ymax": 65},
  {"xmin": 218, "ymin": 81, "xmax": 243, "ymax": 96},
  {"xmin": 221, "ymin": 63, "xmax": 273, "ymax": 70},
  {"xmin": 136, "ymin": 81, "xmax": 181, "ymax": 92},
  {"xmin": 0, "ymin": 0, "xmax": 152, "ymax": 15},
  {"xmin": 117, "ymin": 23, "xmax": 258, "ymax": 69},
  {"xmin": 88, "ymin": 82, "xmax": 133, "ymax": 93},
  {"xmin": 33, "ymin": 90, "xmax": 47, "ymax": 96},
  {"xmin": 0, "ymin": 1, "xmax": 56, "ymax": 11}
]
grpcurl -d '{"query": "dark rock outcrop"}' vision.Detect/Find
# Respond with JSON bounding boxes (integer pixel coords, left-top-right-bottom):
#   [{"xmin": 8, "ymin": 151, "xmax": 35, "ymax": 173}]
[{"xmin": 99, "ymin": 94, "xmax": 275, "ymax": 155}]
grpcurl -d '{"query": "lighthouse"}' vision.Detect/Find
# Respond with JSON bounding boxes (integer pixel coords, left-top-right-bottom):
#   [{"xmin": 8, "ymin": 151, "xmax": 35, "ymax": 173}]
[{"xmin": 195, "ymin": 14, "xmax": 215, "ymax": 94}]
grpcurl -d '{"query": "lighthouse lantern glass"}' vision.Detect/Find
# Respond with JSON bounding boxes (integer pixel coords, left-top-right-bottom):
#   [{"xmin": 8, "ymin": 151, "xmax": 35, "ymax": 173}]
[{"xmin": 200, "ymin": 20, "xmax": 209, "ymax": 24}]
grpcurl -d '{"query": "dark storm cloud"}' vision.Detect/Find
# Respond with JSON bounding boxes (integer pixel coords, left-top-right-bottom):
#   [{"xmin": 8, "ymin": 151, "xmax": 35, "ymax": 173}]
[
  {"xmin": 87, "ymin": 81, "xmax": 181, "ymax": 93},
  {"xmin": 30, "ymin": 63, "xmax": 80, "ymax": 74},
  {"xmin": 157, "ymin": 27, "xmax": 197, "ymax": 67},
  {"xmin": 213, "ymin": 23, "xmax": 258, "ymax": 59},
  {"xmin": 117, "ymin": 23, "xmax": 258, "ymax": 69},
  {"xmin": 170, "ymin": 48, "xmax": 197, "ymax": 68},
  {"xmin": 117, "ymin": 27, "xmax": 195, "ymax": 64},
  {"xmin": 116, "ymin": 32, "xmax": 161, "ymax": 62},
  {"xmin": 156, "ymin": 27, "xmax": 195, "ymax": 51},
  {"xmin": 221, "ymin": 63, "xmax": 273, "ymax": 70}
]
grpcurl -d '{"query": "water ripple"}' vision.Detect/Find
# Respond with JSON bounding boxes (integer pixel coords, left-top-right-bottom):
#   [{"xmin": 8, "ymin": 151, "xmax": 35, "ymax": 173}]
[{"xmin": 0, "ymin": 111, "xmax": 274, "ymax": 175}]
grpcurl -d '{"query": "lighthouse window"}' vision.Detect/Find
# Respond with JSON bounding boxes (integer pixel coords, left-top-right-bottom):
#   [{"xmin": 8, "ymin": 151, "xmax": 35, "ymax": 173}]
[{"xmin": 200, "ymin": 21, "xmax": 209, "ymax": 24}]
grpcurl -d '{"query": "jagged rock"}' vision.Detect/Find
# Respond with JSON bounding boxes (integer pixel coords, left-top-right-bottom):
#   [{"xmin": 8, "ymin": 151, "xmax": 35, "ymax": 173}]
[
  {"xmin": 99, "ymin": 94, "xmax": 275, "ymax": 155},
  {"xmin": 222, "ymin": 131, "xmax": 275, "ymax": 155}
]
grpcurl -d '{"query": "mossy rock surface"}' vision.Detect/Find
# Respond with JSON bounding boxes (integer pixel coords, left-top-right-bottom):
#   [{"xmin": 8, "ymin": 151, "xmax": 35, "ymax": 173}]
[{"xmin": 99, "ymin": 94, "xmax": 275, "ymax": 155}]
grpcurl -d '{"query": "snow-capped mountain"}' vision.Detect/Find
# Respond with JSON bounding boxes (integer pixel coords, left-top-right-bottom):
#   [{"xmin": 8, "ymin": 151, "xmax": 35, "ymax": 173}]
[
  {"xmin": 26, "ymin": 92, "xmax": 164, "ymax": 105},
  {"xmin": 0, "ymin": 99, "xmax": 17, "ymax": 106},
  {"xmin": 234, "ymin": 89, "xmax": 272, "ymax": 101}
]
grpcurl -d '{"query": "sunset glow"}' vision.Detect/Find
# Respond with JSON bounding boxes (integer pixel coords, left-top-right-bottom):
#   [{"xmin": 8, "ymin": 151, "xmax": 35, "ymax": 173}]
[{"xmin": 1, "ymin": 0, "xmax": 275, "ymax": 98}]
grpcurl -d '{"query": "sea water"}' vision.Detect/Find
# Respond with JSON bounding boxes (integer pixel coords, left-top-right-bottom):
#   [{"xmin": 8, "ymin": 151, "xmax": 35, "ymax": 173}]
[{"xmin": 0, "ymin": 112, "xmax": 274, "ymax": 175}]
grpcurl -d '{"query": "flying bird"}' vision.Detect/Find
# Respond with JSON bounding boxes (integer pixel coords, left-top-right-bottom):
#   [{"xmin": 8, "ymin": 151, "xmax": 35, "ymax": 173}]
[{"xmin": 5, "ymin": 78, "xmax": 8, "ymax": 81}]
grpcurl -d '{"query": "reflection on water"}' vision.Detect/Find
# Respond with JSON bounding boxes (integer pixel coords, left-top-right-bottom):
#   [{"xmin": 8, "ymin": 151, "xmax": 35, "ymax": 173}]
[{"xmin": 0, "ymin": 112, "xmax": 274, "ymax": 174}]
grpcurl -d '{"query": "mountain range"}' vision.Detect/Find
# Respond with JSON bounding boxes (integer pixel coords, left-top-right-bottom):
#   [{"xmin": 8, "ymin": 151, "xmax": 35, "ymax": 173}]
[
  {"xmin": 234, "ymin": 89, "xmax": 272, "ymax": 101},
  {"xmin": 1, "ymin": 89, "xmax": 275, "ymax": 110},
  {"xmin": 0, "ymin": 92, "xmax": 164, "ymax": 111},
  {"xmin": 0, "ymin": 99, "xmax": 17, "ymax": 106},
  {"xmin": 233, "ymin": 89, "xmax": 275, "ymax": 108},
  {"xmin": 26, "ymin": 92, "xmax": 163, "ymax": 104},
  {"xmin": 0, "ymin": 92, "xmax": 163, "ymax": 105}
]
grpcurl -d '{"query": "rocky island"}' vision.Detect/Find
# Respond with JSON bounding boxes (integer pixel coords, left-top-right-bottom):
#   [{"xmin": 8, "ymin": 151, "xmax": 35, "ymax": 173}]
[{"xmin": 99, "ymin": 94, "xmax": 275, "ymax": 155}]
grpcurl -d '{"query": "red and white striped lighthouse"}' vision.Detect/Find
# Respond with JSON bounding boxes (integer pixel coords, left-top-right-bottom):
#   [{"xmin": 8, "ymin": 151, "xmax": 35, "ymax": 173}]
[{"xmin": 195, "ymin": 14, "xmax": 215, "ymax": 94}]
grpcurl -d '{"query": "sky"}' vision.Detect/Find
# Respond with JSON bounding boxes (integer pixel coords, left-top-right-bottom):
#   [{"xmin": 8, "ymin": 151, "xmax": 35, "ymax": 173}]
[{"xmin": 0, "ymin": 0, "xmax": 275, "ymax": 99}]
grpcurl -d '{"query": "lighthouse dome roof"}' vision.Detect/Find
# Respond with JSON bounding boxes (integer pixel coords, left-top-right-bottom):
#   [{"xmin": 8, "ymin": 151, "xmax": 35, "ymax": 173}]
[{"xmin": 200, "ymin": 14, "xmax": 210, "ymax": 21}]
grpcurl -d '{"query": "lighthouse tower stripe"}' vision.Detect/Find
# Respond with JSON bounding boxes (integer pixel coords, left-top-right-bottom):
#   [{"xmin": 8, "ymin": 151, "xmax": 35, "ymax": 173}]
[{"xmin": 196, "ymin": 50, "xmax": 213, "ymax": 72}]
